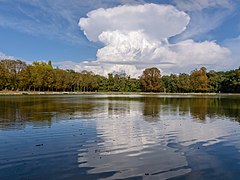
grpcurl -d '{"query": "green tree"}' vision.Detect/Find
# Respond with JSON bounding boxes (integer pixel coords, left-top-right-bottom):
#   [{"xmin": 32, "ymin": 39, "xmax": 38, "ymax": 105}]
[
  {"xmin": 96, "ymin": 75, "xmax": 108, "ymax": 92},
  {"xmin": 207, "ymin": 70, "xmax": 225, "ymax": 93},
  {"xmin": 53, "ymin": 68, "xmax": 68, "ymax": 91},
  {"xmin": 221, "ymin": 67, "xmax": 240, "ymax": 93},
  {"xmin": 18, "ymin": 66, "xmax": 32, "ymax": 90},
  {"xmin": 190, "ymin": 67, "xmax": 209, "ymax": 92},
  {"xmin": 0, "ymin": 60, "xmax": 27, "ymax": 90},
  {"xmin": 178, "ymin": 73, "xmax": 190, "ymax": 93},
  {"xmin": 164, "ymin": 74, "xmax": 178, "ymax": 93},
  {"xmin": 29, "ymin": 61, "xmax": 54, "ymax": 91},
  {"xmin": 0, "ymin": 62, "xmax": 9, "ymax": 90},
  {"xmin": 140, "ymin": 67, "xmax": 162, "ymax": 92},
  {"xmin": 80, "ymin": 70, "xmax": 97, "ymax": 92}
]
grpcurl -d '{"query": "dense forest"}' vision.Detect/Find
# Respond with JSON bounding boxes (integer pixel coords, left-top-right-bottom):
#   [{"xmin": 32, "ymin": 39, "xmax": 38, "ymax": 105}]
[{"xmin": 0, "ymin": 59, "xmax": 240, "ymax": 93}]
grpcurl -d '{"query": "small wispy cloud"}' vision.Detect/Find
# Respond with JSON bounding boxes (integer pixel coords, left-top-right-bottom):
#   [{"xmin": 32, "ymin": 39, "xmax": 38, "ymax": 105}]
[
  {"xmin": 0, "ymin": 0, "xmax": 145, "ymax": 45},
  {"xmin": 223, "ymin": 36, "xmax": 240, "ymax": 69},
  {"xmin": 53, "ymin": 60, "xmax": 82, "ymax": 70},
  {"xmin": 0, "ymin": 52, "xmax": 18, "ymax": 60},
  {"xmin": 173, "ymin": 0, "xmax": 235, "ymax": 41},
  {"xmin": 173, "ymin": 0, "xmax": 233, "ymax": 11}
]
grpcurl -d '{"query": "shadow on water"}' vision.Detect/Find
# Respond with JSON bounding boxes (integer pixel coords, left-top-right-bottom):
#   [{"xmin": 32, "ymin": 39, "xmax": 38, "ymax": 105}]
[{"xmin": 169, "ymin": 141, "xmax": 240, "ymax": 180}]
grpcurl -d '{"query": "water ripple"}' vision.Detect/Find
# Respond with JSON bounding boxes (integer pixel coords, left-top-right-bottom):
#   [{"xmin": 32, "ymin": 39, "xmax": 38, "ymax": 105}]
[{"xmin": 1, "ymin": 95, "xmax": 240, "ymax": 179}]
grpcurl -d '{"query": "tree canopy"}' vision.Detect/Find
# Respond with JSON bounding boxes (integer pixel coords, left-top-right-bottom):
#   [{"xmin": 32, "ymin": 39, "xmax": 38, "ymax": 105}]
[
  {"xmin": 1, "ymin": 59, "xmax": 240, "ymax": 93},
  {"xmin": 140, "ymin": 67, "xmax": 162, "ymax": 92}
]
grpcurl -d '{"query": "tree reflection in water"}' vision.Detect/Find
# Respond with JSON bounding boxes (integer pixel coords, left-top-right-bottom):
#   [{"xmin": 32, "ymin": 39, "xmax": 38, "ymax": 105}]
[
  {"xmin": 1, "ymin": 95, "xmax": 240, "ymax": 179},
  {"xmin": 1, "ymin": 95, "xmax": 240, "ymax": 130}
]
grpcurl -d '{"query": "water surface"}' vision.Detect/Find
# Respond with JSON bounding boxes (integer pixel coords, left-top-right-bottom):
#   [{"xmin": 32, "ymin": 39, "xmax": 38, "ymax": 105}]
[{"xmin": 0, "ymin": 94, "xmax": 240, "ymax": 179}]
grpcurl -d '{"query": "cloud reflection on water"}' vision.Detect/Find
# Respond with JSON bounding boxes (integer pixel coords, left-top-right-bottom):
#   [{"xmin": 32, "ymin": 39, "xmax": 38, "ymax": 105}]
[
  {"xmin": 1, "ymin": 95, "xmax": 240, "ymax": 179},
  {"xmin": 77, "ymin": 95, "xmax": 240, "ymax": 179}
]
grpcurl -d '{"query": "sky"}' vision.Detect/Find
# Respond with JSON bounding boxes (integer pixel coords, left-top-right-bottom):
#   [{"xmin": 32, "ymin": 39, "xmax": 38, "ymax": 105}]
[{"xmin": 0, "ymin": 0, "xmax": 240, "ymax": 77}]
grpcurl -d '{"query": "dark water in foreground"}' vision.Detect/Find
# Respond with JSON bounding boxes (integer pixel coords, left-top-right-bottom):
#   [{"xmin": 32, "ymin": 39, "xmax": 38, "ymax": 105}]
[{"xmin": 0, "ymin": 94, "xmax": 240, "ymax": 180}]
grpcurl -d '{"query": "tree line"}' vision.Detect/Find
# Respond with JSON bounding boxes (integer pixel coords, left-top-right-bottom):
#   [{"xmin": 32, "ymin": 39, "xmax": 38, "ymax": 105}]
[{"xmin": 0, "ymin": 59, "xmax": 240, "ymax": 93}]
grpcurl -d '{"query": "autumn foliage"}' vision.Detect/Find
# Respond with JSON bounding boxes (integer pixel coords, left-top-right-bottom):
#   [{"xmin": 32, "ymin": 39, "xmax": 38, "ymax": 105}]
[{"xmin": 1, "ymin": 59, "xmax": 240, "ymax": 93}]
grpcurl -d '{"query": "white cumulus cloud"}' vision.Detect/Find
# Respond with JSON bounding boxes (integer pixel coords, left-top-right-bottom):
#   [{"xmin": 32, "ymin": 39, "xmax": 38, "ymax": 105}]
[
  {"xmin": 79, "ymin": 4, "xmax": 190, "ymax": 42},
  {"xmin": 77, "ymin": 3, "xmax": 231, "ymax": 77}
]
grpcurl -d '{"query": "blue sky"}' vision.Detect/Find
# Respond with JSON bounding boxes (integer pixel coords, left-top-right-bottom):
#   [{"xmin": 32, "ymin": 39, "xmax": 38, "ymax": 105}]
[{"xmin": 0, "ymin": 0, "xmax": 240, "ymax": 76}]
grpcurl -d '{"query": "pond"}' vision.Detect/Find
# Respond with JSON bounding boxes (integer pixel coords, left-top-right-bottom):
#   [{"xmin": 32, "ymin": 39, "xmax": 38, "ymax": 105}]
[{"xmin": 0, "ymin": 94, "xmax": 240, "ymax": 179}]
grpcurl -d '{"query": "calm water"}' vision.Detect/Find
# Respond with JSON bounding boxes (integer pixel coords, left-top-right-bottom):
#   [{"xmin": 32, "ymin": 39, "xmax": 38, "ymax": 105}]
[{"xmin": 0, "ymin": 94, "xmax": 240, "ymax": 179}]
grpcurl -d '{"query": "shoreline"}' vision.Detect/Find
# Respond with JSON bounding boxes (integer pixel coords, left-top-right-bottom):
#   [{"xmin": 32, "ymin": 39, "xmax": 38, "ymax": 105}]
[{"xmin": 0, "ymin": 91, "xmax": 240, "ymax": 96}]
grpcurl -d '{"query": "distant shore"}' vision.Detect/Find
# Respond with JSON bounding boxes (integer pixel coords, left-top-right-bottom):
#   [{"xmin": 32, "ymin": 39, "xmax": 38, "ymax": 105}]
[{"xmin": 1, "ymin": 90, "xmax": 240, "ymax": 96}]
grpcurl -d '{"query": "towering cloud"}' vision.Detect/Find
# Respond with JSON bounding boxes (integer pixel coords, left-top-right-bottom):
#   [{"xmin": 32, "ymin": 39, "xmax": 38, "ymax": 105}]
[
  {"xmin": 78, "ymin": 3, "xmax": 230, "ymax": 77},
  {"xmin": 79, "ymin": 4, "xmax": 190, "ymax": 41}
]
